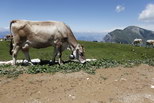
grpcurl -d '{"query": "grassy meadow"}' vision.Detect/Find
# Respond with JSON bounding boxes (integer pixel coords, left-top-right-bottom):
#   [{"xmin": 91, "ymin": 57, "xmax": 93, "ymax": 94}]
[
  {"xmin": 1, "ymin": 41, "xmax": 154, "ymax": 61},
  {"xmin": 1, "ymin": 40, "xmax": 154, "ymax": 77}
]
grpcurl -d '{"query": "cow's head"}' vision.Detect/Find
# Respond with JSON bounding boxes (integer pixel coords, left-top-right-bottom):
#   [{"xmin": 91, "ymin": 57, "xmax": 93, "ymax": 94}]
[
  {"xmin": 5, "ymin": 34, "xmax": 13, "ymax": 40},
  {"xmin": 5, "ymin": 35, "xmax": 14, "ymax": 55},
  {"xmin": 71, "ymin": 44, "xmax": 86, "ymax": 63}
]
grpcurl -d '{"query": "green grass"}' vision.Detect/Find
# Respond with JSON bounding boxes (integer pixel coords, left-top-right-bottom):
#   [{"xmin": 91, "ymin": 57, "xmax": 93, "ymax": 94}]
[
  {"xmin": 81, "ymin": 41, "xmax": 154, "ymax": 61},
  {"xmin": 1, "ymin": 41, "xmax": 154, "ymax": 61},
  {"xmin": 1, "ymin": 40, "xmax": 154, "ymax": 77},
  {"xmin": 0, "ymin": 41, "xmax": 71, "ymax": 61}
]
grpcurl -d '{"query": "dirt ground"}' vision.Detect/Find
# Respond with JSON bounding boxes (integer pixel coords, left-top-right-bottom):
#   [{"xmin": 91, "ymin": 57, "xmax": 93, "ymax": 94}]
[{"xmin": 0, "ymin": 64, "xmax": 154, "ymax": 103}]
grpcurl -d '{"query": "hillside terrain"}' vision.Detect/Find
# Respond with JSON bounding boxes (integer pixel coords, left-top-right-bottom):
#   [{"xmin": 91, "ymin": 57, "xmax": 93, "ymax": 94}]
[
  {"xmin": 1, "ymin": 41, "xmax": 154, "ymax": 61},
  {"xmin": 104, "ymin": 26, "xmax": 154, "ymax": 44}
]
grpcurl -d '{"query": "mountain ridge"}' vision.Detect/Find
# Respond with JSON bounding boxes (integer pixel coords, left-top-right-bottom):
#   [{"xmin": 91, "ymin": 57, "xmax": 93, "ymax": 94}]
[{"xmin": 104, "ymin": 26, "xmax": 154, "ymax": 44}]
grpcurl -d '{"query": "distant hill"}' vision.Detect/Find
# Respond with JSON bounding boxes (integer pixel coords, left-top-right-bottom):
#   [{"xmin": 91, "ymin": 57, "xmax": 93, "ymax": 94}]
[
  {"xmin": 0, "ymin": 28, "xmax": 9, "ymax": 38},
  {"xmin": 104, "ymin": 26, "xmax": 154, "ymax": 44},
  {"xmin": 74, "ymin": 32, "xmax": 106, "ymax": 42}
]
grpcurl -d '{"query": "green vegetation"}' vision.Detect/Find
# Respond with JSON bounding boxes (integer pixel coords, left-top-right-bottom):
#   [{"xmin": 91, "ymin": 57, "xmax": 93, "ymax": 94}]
[
  {"xmin": 1, "ymin": 58, "xmax": 154, "ymax": 78},
  {"xmin": 1, "ymin": 41, "xmax": 154, "ymax": 61},
  {"xmin": 81, "ymin": 41, "xmax": 154, "ymax": 61},
  {"xmin": 0, "ymin": 41, "xmax": 71, "ymax": 61},
  {"xmin": 1, "ymin": 40, "xmax": 154, "ymax": 77}
]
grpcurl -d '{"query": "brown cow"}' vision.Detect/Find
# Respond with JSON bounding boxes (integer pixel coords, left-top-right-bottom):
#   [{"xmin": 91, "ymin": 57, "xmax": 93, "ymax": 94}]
[
  {"xmin": 5, "ymin": 34, "xmax": 13, "ymax": 54},
  {"xmin": 5, "ymin": 34, "xmax": 13, "ymax": 40},
  {"xmin": 146, "ymin": 40, "xmax": 154, "ymax": 47},
  {"xmin": 10, "ymin": 20, "xmax": 86, "ymax": 65},
  {"xmin": 132, "ymin": 39, "xmax": 143, "ymax": 46}
]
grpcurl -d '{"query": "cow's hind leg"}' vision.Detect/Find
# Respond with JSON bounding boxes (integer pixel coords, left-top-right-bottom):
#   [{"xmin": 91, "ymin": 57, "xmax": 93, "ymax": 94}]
[
  {"xmin": 22, "ymin": 50, "xmax": 33, "ymax": 65},
  {"xmin": 52, "ymin": 47, "xmax": 59, "ymax": 64},
  {"xmin": 23, "ymin": 51, "xmax": 31, "ymax": 61},
  {"xmin": 22, "ymin": 43, "xmax": 33, "ymax": 65},
  {"xmin": 12, "ymin": 44, "xmax": 20, "ymax": 65}
]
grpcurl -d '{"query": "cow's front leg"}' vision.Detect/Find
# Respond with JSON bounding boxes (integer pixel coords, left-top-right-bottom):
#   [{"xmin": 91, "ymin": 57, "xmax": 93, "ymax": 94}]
[
  {"xmin": 52, "ymin": 47, "xmax": 58, "ymax": 64},
  {"xmin": 52, "ymin": 44, "xmax": 63, "ymax": 64},
  {"xmin": 57, "ymin": 44, "xmax": 64, "ymax": 64},
  {"xmin": 12, "ymin": 45, "xmax": 20, "ymax": 65}
]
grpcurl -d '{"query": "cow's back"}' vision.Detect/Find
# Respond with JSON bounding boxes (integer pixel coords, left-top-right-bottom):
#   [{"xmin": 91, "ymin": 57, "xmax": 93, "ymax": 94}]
[
  {"xmin": 10, "ymin": 20, "xmax": 76, "ymax": 48},
  {"xmin": 11, "ymin": 20, "xmax": 67, "ymax": 37}
]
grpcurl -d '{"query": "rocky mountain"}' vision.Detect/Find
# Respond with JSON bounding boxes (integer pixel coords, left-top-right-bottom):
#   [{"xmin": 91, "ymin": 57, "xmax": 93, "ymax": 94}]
[{"xmin": 104, "ymin": 26, "xmax": 154, "ymax": 44}]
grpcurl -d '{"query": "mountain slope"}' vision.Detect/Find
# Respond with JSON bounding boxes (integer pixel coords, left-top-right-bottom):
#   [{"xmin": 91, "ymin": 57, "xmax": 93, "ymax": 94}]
[{"xmin": 104, "ymin": 26, "xmax": 154, "ymax": 44}]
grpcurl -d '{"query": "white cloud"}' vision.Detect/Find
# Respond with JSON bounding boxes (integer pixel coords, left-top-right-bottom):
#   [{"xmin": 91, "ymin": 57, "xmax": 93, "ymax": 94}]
[
  {"xmin": 139, "ymin": 4, "xmax": 154, "ymax": 22},
  {"xmin": 115, "ymin": 5, "xmax": 125, "ymax": 13}
]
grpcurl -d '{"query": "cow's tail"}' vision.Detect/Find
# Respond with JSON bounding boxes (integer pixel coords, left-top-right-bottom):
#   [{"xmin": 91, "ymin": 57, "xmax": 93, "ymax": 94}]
[
  {"xmin": 9, "ymin": 38, "xmax": 13, "ymax": 55},
  {"xmin": 9, "ymin": 20, "xmax": 16, "ymax": 55}
]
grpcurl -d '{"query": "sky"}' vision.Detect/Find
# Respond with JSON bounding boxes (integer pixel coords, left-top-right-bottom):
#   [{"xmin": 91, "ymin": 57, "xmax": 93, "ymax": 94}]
[{"xmin": 0, "ymin": 0, "xmax": 154, "ymax": 32}]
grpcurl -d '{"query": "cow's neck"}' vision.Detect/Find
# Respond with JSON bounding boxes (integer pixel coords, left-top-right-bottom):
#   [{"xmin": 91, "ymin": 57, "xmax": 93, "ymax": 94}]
[
  {"xmin": 66, "ymin": 28, "xmax": 80, "ymax": 52},
  {"xmin": 68, "ymin": 34, "xmax": 78, "ymax": 51},
  {"xmin": 69, "ymin": 41, "xmax": 78, "ymax": 51}
]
